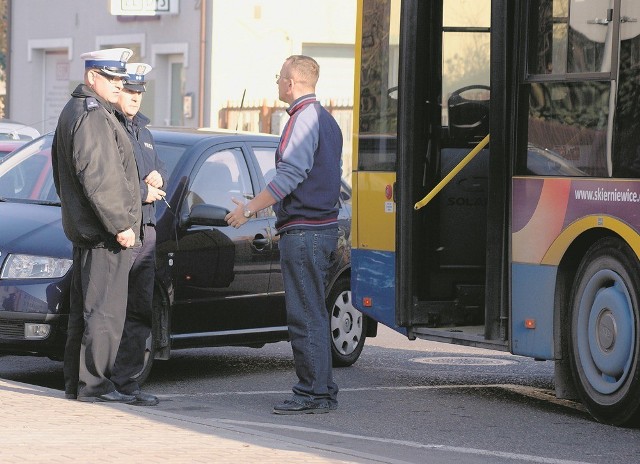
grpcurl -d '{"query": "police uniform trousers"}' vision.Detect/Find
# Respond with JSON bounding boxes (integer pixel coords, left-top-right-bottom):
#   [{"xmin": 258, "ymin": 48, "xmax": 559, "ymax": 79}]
[
  {"xmin": 63, "ymin": 244, "xmax": 133, "ymax": 398},
  {"xmin": 111, "ymin": 224, "xmax": 156, "ymax": 395}
]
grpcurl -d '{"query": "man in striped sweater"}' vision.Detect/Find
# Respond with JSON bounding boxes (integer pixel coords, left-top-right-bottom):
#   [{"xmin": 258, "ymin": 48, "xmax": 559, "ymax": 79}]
[{"xmin": 226, "ymin": 55, "xmax": 343, "ymax": 414}]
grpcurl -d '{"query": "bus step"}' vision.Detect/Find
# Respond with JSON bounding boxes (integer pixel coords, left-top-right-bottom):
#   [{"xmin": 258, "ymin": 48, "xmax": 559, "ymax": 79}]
[{"xmin": 413, "ymin": 285, "xmax": 484, "ymax": 328}]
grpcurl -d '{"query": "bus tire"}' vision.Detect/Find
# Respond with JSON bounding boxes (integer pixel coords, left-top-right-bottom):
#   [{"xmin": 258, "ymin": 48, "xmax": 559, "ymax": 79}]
[
  {"xmin": 569, "ymin": 237, "xmax": 640, "ymax": 426},
  {"xmin": 327, "ymin": 275, "xmax": 367, "ymax": 367}
]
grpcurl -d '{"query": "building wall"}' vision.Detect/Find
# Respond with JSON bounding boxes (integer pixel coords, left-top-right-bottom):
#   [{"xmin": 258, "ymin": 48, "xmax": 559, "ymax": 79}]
[
  {"xmin": 9, "ymin": 0, "xmax": 201, "ymax": 133},
  {"xmin": 8, "ymin": 0, "xmax": 356, "ymax": 175},
  {"xmin": 209, "ymin": 0, "xmax": 356, "ymax": 118}
]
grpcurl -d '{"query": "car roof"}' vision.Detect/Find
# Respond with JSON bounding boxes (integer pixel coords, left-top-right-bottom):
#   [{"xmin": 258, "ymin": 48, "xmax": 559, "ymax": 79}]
[
  {"xmin": 12, "ymin": 127, "xmax": 279, "ymax": 146},
  {"xmin": 149, "ymin": 126, "xmax": 279, "ymax": 146},
  {"xmin": 0, "ymin": 119, "xmax": 41, "ymax": 141}
]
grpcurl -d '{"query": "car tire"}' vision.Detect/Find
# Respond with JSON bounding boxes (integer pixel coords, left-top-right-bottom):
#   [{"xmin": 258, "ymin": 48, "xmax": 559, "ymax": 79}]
[
  {"xmin": 129, "ymin": 331, "xmax": 156, "ymax": 387},
  {"xmin": 327, "ymin": 275, "xmax": 366, "ymax": 367}
]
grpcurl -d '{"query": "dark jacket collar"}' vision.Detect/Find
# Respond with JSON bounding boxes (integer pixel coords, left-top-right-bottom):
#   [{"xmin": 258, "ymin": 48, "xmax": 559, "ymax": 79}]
[{"xmin": 71, "ymin": 84, "xmax": 115, "ymax": 113}]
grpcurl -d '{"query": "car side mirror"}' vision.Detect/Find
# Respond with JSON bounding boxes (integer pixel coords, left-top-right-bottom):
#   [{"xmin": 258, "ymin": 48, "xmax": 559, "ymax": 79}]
[{"xmin": 181, "ymin": 204, "xmax": 230, "ymax": 228}]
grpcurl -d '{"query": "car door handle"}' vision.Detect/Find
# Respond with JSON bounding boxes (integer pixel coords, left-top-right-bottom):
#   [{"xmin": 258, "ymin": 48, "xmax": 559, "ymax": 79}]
[{"xmin": 252, "ymin": 236, "xmax": 270, "ymax": 249}]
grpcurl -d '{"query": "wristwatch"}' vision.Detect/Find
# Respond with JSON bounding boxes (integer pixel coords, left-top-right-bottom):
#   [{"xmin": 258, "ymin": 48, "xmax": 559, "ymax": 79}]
[{"xmin": 243, "ymin": 207, "xmax": 253, "ymax": 219}]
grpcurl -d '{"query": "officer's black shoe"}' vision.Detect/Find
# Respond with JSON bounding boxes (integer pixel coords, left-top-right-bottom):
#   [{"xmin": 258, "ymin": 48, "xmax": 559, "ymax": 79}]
[
  {"xmin": 77, "ymin": 390, "xmax": 136, "ymax": 403},
  {"xmin": 130, "ymin": 390, "xmax": 159, "ymax": 406}
]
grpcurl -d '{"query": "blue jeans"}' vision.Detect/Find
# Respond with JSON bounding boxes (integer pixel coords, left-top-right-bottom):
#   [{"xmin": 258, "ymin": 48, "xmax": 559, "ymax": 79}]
[{"xmin": 279, "ymin": 228, "xmax": 339, "ymax": 404}]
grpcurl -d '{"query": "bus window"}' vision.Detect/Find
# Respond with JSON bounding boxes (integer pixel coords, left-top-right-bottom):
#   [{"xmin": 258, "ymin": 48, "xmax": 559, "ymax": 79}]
[
  {"xmin": 522, "ymin": 0, "xmax": 616, "ymax": 177},
  {"xmin": 357, "ymin": 0, "xmax": 400, "ymax": 172},
  {"xmin": 612, "ymin": 2, "xmax": 640, "ymax": 178},
  {"xmin": 525, "ymin": 81, "xmax": 609, "ymax": 176},
  {"xmin": 528, "ymin": 0, "xmax": 612, "ymax": 75},
  {"xmin": 442, "ymin": 0, "xmax": 490, "ymax": 133}
]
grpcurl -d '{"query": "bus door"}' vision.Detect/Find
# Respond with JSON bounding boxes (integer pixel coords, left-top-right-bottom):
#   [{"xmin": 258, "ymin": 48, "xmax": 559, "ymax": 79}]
[
  {"xmin": 396, "ymin": 0, "xmax": 497, "ymax": 345},
  {"xmin": 353, "ymin": 0, "xmax": 499, "ymax": 345}
]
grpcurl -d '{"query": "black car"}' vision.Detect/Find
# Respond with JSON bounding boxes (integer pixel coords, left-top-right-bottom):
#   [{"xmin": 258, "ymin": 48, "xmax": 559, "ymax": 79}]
[{"xmin": 0, "ymin": 128, "xmax": 375, "ymax": 383}]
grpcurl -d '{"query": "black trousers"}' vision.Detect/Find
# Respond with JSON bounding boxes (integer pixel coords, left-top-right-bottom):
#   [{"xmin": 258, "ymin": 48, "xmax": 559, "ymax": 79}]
[
  {"xmin": 63, "ymin": 244, "xmax": 133, "ymax": 398},
  {"xmin": 111, "ymin": 224, "xmax": 156, "ymax": 394}
]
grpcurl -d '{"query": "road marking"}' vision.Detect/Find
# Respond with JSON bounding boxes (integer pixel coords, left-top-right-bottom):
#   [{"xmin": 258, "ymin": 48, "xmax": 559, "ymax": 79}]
[
  {"xmin": 410, "ymin": 356, "xmax": 519, "ymax": 366},
  {"xmin": 164, "ymin": 384, "xmax": 483, "ymax": 397},
  {"xmin": 213, "ymin": 418, "xmax": 594, "ymax": 464},
  {"xmin": 160, "ymin": 383, "xmax": 585, "ymax": 412},
  {"xmin": 164, "ymin": 383, "xmax": 553, "ymax": 397},
  {"xmin": 155, "ymin": 384, "xmax": 587, "ymax": 462}
]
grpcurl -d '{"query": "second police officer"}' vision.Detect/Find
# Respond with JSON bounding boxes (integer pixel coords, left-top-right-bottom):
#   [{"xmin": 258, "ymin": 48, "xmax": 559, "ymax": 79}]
[{"xmin": 112, "ymin": 62, "xmax": 167, "ymax": 406}]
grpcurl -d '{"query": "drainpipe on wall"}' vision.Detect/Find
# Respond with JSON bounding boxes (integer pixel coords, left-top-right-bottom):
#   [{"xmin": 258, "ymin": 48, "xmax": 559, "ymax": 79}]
[
  {"xmin": 4, "ymin": 0, "xmax": 12, "ymax": 117},
  {"xmin": 198, "ymin": 0, "xmax": 206, "ymax": 127}
]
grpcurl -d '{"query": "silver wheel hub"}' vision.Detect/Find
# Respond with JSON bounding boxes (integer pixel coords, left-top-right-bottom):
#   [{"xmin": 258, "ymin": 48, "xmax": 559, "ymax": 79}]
[
  {"xmin": 330, "ymin": 290, "xmax": 363, "ymax": 356},
  {"xmin": 342, "ymin": 312, "xmax": 353, "ymax": 332},
  {"xmin": 596, "ymin": 309, "xmax": 616, "ymax": 352}
]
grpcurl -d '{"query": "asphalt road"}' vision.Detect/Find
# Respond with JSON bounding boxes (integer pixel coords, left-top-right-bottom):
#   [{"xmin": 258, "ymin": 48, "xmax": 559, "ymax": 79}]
[{"xmin": 2, "ymin": 326, "xmax": 639, "ymax": 463}]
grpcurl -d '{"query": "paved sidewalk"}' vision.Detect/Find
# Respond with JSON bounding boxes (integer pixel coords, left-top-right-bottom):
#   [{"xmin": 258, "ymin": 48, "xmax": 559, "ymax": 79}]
[{"xmin": 0, "ymin": 379, "xmax": 379, "ymax": 464}]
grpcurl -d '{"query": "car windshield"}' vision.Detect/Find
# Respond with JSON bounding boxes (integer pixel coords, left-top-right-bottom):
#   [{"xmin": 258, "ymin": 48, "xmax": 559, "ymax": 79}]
[
  {"xmin": 0, "ymin": 135, "xmax": 58, "ymax": 204},
  {"xmin": 0, "ymin": 134, "xmax": 191, "ymax": 205},
  {"xmin": 154, "ymin": 141, "xmax": 189, "ymax": 181}
]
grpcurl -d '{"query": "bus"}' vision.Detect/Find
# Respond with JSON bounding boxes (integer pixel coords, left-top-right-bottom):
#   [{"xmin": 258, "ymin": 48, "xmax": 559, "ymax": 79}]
[{"xmin": 351, "ymin": 0, "xmax": 640, "ymax": 426}]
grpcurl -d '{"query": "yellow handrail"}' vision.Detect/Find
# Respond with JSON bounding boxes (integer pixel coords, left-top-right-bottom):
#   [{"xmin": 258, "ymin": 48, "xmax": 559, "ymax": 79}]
[{"xmin": 414, "ymin": 134, "xmax": 490, "ymax": 210}]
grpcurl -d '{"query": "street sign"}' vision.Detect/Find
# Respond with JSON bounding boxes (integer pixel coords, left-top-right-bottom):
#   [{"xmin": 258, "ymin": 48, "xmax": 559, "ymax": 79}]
[{"xmin": 110, "ymin": 0, "xmax": 179, "ymax": 16}]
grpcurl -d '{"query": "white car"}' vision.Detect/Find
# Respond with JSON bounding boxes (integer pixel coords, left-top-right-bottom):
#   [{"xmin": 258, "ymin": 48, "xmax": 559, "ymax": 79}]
[{"xmin": 0, "ymin": 119, "xmax": 40, "ymax": 141}]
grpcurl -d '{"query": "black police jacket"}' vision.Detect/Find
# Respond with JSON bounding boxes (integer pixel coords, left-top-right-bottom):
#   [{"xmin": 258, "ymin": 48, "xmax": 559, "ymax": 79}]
[{"xmin": 52, "ymin": 84, "xmax": 142, "ymax": 248}]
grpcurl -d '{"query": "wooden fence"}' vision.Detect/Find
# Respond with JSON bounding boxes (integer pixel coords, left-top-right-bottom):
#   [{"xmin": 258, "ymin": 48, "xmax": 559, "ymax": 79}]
[{"xmin": 219, "ymin": 99, "xmax": 354, "ymax": 183}]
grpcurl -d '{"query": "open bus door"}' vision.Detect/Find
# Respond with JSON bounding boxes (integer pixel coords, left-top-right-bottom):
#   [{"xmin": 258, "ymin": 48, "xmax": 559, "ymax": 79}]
[
  {"xmin": 392, "ymin": 0, "xmax": 509, "ymax": 349},
  {"xmin": 352, "ymin": 0, "xmax": 505, "ymax": 347}
]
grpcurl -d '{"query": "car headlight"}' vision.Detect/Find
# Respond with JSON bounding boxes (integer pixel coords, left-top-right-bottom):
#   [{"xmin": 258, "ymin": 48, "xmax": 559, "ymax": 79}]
[{"xmin": 0, "ymin": 254, "xmax": 72, "ymax": 279}]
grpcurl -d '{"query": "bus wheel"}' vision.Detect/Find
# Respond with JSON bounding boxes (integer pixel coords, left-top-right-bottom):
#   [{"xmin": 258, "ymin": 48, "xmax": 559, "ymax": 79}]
[
  {"xmin": 327, "ymin": 275, "xmax": 367, "ymax": 367},
  {"xmin": 569, "ymin": 237, "xmax": 640, "ymax": 426}
]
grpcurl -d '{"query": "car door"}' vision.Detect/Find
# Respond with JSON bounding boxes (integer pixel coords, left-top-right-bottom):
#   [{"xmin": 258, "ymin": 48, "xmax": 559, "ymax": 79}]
[
  {"xmin": 169, "ymin": 142, "xmax": 275, "ymax": 337},
  {"xmin": 249, "ymin": 142, "xmax": 285, "ymax": 305}
]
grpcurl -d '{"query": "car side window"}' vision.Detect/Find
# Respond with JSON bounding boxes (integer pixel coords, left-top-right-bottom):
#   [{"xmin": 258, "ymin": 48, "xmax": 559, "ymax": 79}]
[
  {"xmin": 0, "ymin": 145, "xmax": 52, "ymax": 201},
  {"xmin": 252, "ymin": 146, "xmax": 277, "ymax": 184},
  {"xmin": 186, "ymin": 148, "xmax": 253, "ymax": 212}
]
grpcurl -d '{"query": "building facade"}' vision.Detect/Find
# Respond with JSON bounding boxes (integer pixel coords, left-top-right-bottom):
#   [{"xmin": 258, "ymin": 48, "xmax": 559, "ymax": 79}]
[{"xmin": 8, "ymin": 0, "xmax": 355, "ymax": 174}]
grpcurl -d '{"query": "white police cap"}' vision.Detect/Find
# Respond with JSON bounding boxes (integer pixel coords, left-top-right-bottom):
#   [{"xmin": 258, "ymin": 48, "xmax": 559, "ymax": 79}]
[
  {"xmin": 80, "ymin": 48, "xmax": 132, "ymax": 77},
  {"xmin": 123, "ymin": 63, "xmax": 152, "ymax": 92}
]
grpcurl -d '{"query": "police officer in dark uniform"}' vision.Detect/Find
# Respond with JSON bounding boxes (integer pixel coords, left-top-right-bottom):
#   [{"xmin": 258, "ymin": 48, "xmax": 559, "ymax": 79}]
[
  {"xmin": 52, "ymin": 48, "xmax": 142, "ymax": 403},
  {"xmin": 111, "ymin": 63, "xmax": 166, "ymax": 406}
]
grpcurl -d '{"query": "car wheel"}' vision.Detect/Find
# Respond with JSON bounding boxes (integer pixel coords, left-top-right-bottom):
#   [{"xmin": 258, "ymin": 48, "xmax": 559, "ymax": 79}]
[
  {"xmin": 568, "ymin": 237, "xmax": 640, "ymax": 426},
  {"xmin": 327, "ymin": 275, "xmax": 366, "ymax": 367},
  {"xmin": 129, "ymin": 330, "xmax": 155, "ymax": 387}
]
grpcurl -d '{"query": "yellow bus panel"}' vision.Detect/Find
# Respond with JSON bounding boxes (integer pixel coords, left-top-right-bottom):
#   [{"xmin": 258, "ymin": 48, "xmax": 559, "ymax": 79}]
[{"xmin": 353, "ymin": 171, "xmax": 396, "ymax": 252}]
